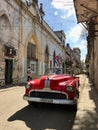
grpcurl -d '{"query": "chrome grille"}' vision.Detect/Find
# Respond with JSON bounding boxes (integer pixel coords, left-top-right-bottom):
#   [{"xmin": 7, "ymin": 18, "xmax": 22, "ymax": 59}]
[{"xmin": 29, "ymin": 91, "xmax": 67, "ymax": 99}]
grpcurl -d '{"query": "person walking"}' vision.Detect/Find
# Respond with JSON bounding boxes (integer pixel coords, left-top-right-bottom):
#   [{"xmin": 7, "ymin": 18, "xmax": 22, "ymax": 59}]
[{"xmin": 27, "ymin": 66, "xmax": 32, "ymax": 81}]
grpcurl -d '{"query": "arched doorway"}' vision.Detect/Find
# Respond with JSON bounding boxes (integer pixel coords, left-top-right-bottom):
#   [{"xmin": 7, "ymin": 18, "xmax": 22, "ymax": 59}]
[
  {"xmin": 27, "ymin": 42, "xmax": 38, "ymax": 79},
  {"xmin": 53, "ymin": 51, "xmax": 56, "ymax": 67},
  {"xmin": 0, "ymin": 13, "xmax": 13, "ymax": 85},
  {"xmin": 0, "ymin": 14, "xmax": 11, "ymax": 44},
  {"xmin": 45, "ymin": 45, "xmax": 49, "ymax": 72}
]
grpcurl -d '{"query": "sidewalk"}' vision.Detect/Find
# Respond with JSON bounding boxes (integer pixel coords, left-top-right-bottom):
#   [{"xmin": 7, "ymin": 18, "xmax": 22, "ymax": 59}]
[
  {"xmin": 0, "ymin": 85, "xmax": 24, "ymax": 92},
  {"xmin": 72, "ymin": 74, "xmax": 98, "ymax": 130}
]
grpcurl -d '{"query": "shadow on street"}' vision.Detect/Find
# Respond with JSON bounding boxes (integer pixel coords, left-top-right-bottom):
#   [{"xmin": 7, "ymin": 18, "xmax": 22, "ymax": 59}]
[{"xmin": 8, "ymin": 104, "xmax": 76, "ymax": 130}]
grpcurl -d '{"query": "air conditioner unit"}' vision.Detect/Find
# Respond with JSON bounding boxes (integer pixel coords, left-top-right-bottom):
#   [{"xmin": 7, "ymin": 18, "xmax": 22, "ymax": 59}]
[{"xmin": 26, "ymin": 0, "xmax": 32, "ymax": 6}]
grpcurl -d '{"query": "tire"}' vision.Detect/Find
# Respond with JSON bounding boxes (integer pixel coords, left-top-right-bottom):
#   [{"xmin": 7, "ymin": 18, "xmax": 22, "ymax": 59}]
[
  {"xmin": 73, "ymin": 90, "xmax": 79, "ymax": 111},
  {"xmin": 76, "ymin": 90, "xmax": 79, "ymax": 98},
  {"xmin": 28, "ymin": 101, "xmax": 39, "ymax": 107},
  {"xmin": 73, "ymin": 103, "xmax": 77, "ymax": 111},
  {"xmin": 28, "ymin": 101, "xmax": 33, "ymax": 105}
]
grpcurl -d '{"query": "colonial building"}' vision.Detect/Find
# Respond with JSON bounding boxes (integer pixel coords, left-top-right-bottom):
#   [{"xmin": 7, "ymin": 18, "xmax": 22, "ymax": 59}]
[
  {"xmin": 65, "ymin": 44, "xmax": 81, "ymax": 75},
  {"xmin": 74, "ymin": 0, "xmax": 98, "ymax": 91},
  {"xmin": 73, "ymin": 48, "xmax": 81, "ymax": 74},
  {"xmin": 0, "ymin": 0, "xmax": 66, "ymax": 86},
  {"xmin": 65, "ymin": 44, "xmax": 73, "ymax": 74}
]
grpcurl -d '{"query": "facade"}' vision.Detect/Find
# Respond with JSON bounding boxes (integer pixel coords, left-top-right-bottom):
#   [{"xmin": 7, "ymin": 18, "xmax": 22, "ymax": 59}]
[
  {"xmin": 54, "ymin": 30, "xmax": 66, "ymax": 47},
  {"xmin": 65, "ymin": 44, "xmax": 81, "ymax": 75},
  {"xmin": 74, "ymin": 0, "xmax": 98, "ymax": 91},
  {"xmin": 65, "ymin": 44, "xmax": 73, "ymax": 74},
  {"xmin": 0, "ymin": 0, "xmax": 66, "ymax": 86},
  {"xmin": 73, "ymin": 48, "xmax": 81, "ymax": 74}
]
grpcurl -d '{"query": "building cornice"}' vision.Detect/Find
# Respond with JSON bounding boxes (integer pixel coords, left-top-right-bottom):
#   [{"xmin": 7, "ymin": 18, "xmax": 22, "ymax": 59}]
[{"xmin": 10, "ymin": 0, "xmax": 64, "ymax": 49}]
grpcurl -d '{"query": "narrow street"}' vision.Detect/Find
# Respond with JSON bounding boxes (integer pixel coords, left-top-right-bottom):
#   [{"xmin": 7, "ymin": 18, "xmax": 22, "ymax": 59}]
[
  {"xmin": 0, "ymin": 1, "xmax": 98, "ymax": 130},
  {"xmin": 0, "ymin": 74, "xmax": 98, "ymax": 130}
]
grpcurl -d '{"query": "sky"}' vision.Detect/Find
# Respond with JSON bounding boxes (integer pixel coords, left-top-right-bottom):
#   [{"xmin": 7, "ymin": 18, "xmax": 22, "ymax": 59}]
[{"xmin": 38, "ymin": 0, "xmax": 87, "ymax": 61}]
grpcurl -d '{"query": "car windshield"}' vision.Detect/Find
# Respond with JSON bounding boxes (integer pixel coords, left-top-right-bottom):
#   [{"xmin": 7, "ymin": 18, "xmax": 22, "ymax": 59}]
[{"xmin": 45, "ymin": 68, "xmax": 63, "ymax": 74}]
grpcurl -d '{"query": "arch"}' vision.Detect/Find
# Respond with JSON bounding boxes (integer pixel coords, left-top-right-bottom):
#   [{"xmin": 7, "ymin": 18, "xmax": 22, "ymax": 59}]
[
  {"xmin": 24, "ymin": 32, "xmax": 39, "ymax": 80},
  {"xmin": 25, "ymin": 33, "xmax": 39, "ymax": 49},
  {"xmin": 53, "ymin": 50, "xmax": 56, "ymax": 67},
  {"xmin": 25, "ymin": 32, "xmax": 39, "ymax": 60},
  {"xmin": 45, "ymin": 45, "xmax": 49, "ymax": 71},
  {"xmin": 0, "ymin": 12, "xmax": 12, "ymax": 44},
  {"xmin": 0, "ymin": 11, "xmax": 13, "ymax": 85},
  {"xmin": 0, "ymin": 10, "xmax": 12, "ymax": 27},
  {"xmin": 26, "ymin": 35, "xmax": 36, "ymax": 46}
]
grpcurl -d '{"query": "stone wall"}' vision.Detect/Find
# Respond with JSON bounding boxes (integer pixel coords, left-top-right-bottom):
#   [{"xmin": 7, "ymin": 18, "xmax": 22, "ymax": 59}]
[{"xmin": 0, "ymin": 0, "xmax": 66, "ymax": 86}]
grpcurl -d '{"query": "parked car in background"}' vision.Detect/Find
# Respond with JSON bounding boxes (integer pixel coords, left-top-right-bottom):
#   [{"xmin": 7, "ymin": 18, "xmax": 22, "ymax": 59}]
[{"xmin": 23, "ymin": 68, "xmax": 80, "ymax": 110}]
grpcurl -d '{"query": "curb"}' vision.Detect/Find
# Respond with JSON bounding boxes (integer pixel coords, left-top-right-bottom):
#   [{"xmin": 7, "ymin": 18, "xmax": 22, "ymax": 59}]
[{"xmin": 0, "ymin": 86, "xmax": 24, "ymax": 92}]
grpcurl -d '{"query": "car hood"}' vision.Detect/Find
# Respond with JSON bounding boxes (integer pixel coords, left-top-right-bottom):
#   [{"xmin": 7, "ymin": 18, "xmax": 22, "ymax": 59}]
[{"xmin": 28, "ymin": 74, "xmax": 75, "ymax": 91}]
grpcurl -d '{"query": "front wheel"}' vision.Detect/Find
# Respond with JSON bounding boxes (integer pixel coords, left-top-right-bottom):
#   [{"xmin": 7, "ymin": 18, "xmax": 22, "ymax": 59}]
[
  {"xmin": 73, "ymin": 91, "xmax": 79, "ymax": 111},
  {"xmin": 28, "ymin": 101, "xmax": 33, "ymax": 105},
  {"xmin": 28, "ymin": 101, "xmax": 39, "ymax": 107},
  {"xmin": 73, "ymin": 103, "xmax": 77, "ymax": 111},
  {"xmin": 75, "ymin": 90, "xmax": 79, "ymax": 98}
]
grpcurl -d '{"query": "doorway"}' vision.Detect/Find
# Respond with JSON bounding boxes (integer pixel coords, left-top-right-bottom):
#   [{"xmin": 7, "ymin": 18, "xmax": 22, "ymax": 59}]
[{"xmin": 5, "ymin": 59, "xmax": 13, "ymax": 84}]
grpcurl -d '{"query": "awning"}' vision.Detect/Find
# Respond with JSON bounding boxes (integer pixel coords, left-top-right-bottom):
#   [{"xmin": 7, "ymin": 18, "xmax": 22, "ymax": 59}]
[{"xmin": 74, "ymin": 0, "xmax": 98, "ymax": 23}]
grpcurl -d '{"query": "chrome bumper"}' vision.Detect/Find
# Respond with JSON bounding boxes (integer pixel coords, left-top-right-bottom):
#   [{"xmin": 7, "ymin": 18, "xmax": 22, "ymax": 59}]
[{"xmin": 23, "ymin": 95, "xmax": 77, "ymax": 105}]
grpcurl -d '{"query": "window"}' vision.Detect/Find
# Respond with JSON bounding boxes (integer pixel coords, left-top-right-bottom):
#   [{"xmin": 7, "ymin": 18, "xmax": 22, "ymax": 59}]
[
  {"xmin": 27, "ymin": 43, "xmax": 36, "ymax": 59},
  {"xmin": 30, "ymin": 61, "xmax": 36, "ymax": 73}
]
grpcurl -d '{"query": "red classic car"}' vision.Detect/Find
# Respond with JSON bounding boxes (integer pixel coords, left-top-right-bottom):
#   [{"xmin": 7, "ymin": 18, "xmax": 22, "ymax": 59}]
[{"xmin": 23, "ymin": 68, "xmax": 80, "ymax": 110}]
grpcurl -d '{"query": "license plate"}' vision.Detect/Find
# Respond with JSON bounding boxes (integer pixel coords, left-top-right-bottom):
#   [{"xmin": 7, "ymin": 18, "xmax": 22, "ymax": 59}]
[{"xmin": 40, "ymin": 98, "xmax": 53, "ymax": 103}]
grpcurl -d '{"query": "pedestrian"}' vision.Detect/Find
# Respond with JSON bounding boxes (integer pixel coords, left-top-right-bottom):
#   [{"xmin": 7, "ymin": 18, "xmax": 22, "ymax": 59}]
[{"xmin": 27, "ymin": 66, "xmax": 32, "ymax": 81}]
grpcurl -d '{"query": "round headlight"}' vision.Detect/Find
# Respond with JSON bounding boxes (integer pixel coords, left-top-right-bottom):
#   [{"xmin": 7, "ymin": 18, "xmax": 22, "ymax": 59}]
[
  {"xmin": 66, "ymin": 86, "xmax": 73, "ymax": 92},
  {"xmin": 25, "ymin": 83, "xmax": 30, "ymax": 89}
]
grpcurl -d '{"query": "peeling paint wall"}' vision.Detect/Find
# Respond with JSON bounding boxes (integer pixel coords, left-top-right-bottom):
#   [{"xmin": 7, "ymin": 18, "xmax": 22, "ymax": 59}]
[{"xmin": 0, "ymin": 0, "xmax": 66, "ymax": 86}]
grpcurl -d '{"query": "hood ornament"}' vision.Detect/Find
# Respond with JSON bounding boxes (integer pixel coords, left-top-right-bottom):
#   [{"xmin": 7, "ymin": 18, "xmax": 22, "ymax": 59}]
[{"xmin": 44, "ymin": 77, "xmax": 50, "ymax": 88}]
